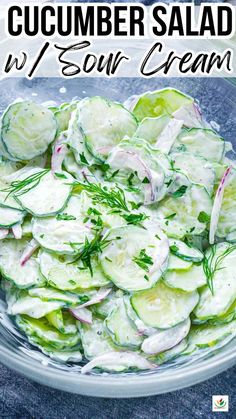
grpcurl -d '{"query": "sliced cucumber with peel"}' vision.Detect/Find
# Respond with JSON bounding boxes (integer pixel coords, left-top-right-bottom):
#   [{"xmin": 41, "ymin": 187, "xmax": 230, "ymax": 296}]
[
  {"xmin": 131, "ymin": 281, "xmax": 199, "ymax": 329},
  {"xmin": 156, "ymin": 185, "xmax": 212, "ymax": 238},
  {"xmin": 105, "ymin": 298, "xmax": 143, "ymax": 349},
  {"xmin": 169, "ymin": 239, "xmax": 204, "ymax": 262},
  {"xmin": 133, "ymin": 88, "xmax": 193, "ymax": 122},
  {"xmin": 0, "ymin": 239, "xmax": 41, "ymax": 288},
  {"xmin": 39, "ymin": 250, "xmax": 110, "ymax": 290},
  {"xmin": 172, "ymin": 128, "xmax": 225, "ymax": 163},
  {"xmin": 194, "ymin": 242, "xmax": 236, "ymax": 320},
  {"xmin": 78, "ymin": 97, "xmax": 138, "ymax": 162},
  {"xmin": 164, "ymin": 263, "xmax": 206, "ymax": 292},
  {"xmin": 15, "ymin": 168, "xmax": 73, "ymax": 217},
  {"xmin": 101, "ymin": 224, "xmax": 169, "ymax": 291},
  {"xmin": 2, "ymin": 101, "xmax": 57, "ymax": 161},
  {"xmin": 16, "ymin": 315, "xmax": 80, "ymax": 350}
]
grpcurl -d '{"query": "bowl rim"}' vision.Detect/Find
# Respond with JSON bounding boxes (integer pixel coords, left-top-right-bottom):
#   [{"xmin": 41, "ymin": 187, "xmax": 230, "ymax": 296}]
[{"xmin": 1, "ymin": 340, "xmax": 235, "ymax": 397}]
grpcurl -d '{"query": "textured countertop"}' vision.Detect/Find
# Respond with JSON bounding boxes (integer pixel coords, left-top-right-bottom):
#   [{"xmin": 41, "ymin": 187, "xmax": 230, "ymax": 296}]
[{"xmin": 0, "ymin": 363, "xmax": 235, "ymax": 418}]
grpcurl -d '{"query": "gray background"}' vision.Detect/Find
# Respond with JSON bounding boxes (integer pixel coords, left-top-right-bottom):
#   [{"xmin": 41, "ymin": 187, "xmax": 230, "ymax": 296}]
[{"xmin": 0, "ymin": 363, "xmax": 235, "ymax": 418}]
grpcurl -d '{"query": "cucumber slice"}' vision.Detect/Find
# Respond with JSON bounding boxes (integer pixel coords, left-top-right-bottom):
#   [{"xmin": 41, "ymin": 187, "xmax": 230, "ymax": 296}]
[
  {"xmin": 100, "ymin": 225, "xmax": 169, "ymax": 291},
  {"xmin": 217, "ymin": 172, "xmax": 236, "ymax": 237},
  {"xmin": 156, "ymin": 185, "xmax": 212, "ymax": 238},
  {"xmin": 133, "ymin": 88, "xmax": 193, "ymax": 122},
  {"xmin": 169, "ymin": 239, "xmax": 204, "ymax": 262},
  {"xmin": 167, "ymin": 254, "xmax": 193, "ymax": 271},
  {"xmin": 46, "ymin": 310, "xmax": 77, "ymax": 335},
  {"xmin": 150, "ymin": 338, "xmax": 188, "ymax": 365},
  {"xmin": 226, "ymin": 231, "xmax": 236, "ymax": 243},
  {"xmin": 2, "ymin": 101, "xmax": 57, "ymax": 161},
  {"xmin": 0, "ymin": 179, "xmax": 23, "ymax": 210},
  {"xmin": 105, "ymin": 299, "xmax": 143, "ymax": 349},
  {"xmin": 16, "ymin": 315, "xmax": 80, "ymax": 350},
  {"xmin": 28, "ymin": 287, "xmax": 90, "ymax": 307},
  {"xmin": 164, "ymin": 263, "xmax": 206, "ymax": 292},
  {"xmin": 15, "ymin": 168, "xmax": 73, "ymax": 217},
  {"xmin": 42, "ymin": 348, "xmax": 82, "ymax": 363},
  {"xmin": 32, "ymin": 216, "xmax": 92, "ymax": 254},
  {"xmin": 67, "ymin": 105, "xmax": 96, "ymax": 167},
  {"xmin": 170, "ymin": 152, "xmax": 215, "ymax": 194},
  {"xmin": 0, "ymin": 206, "xmax": 24, "ymax": 228},
  {"xmin": 49, "ymin": 101, "xmax": 78, "ymax": 133},
  {"xmin": 0, "ymin": 239, "xmax": 41, "ymax": 288},
  {"xmin": 8, "ymin": 294, "xmax": 65, "ymax": 318},
  {"xmin": 39, "ymin": 250, "xmax": 110, "ymax": 290},
  {"xmin": 32, "ymin": 195, "xmax": 93, "ymax": 254},
  {"xmin": 79, "ymin": 318, "xmax": 116, "ymax": 360},
  {"xmin": 172, "ymin": 129, "xmax": 225, "ymax": 163},
  {"xmin": 193, "ymin": 299, "xmax": 236, "ymax": 326},
  {"xmin": 135, "ymin": 115, "xmax": 171, "ymax": 145},
  {"xmin": 0, "ymin": 158, "xmax": 22, "ymax": 177},
  {"xmin": 92, "ymin": 290, "xmax": 123, "ymax": 318},
  {"xmin": 194, "ymin": 242, "xmax": 236, "ymax": 320},
  {"xmin": 183, "ymin": 321, "xmax": 236, "ymax": 355},
  {"xmin": 78, "ymin": 97, "xmax": 138, "ymax": 162},
  {"xmin": 131, "ymin": 281, "xmax": 199, "ymax": 328}
]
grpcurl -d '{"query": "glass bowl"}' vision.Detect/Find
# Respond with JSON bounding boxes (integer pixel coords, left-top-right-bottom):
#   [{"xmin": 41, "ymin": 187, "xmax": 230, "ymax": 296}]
[{"xmin": 0, "ymin": 77, "xmax": 236, "ymax": 397}]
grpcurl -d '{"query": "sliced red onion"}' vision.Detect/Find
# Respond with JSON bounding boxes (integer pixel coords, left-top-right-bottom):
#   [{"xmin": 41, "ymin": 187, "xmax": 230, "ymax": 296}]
[
  {"xmin": 0, "ymin": 228, "xmax": 9, "ymax": 240},
  {"xmin": 145, "ymin": 224, "xmax": 169, "ymax": 276},
  {"xmin": 173, "ymin": 102, "xmax": 203, "ymax": 128},
  {"xmin": 107, "ymin": 148, "xmax": 155, "ymax": 204},
  {"xmin": 155, "ymin": 118, "xmax": 183, "ymax": 153},
  {"xmin": 70, "ymin": 307, "xmax": 93, "ymax": 324},
  {"xmin": 12, "ymin": 224, "xmax": 23, "ymax": 240},
  {"xmin": 75, "ymin": 288, "xmax": 112, "ymax": 310},
  {"xmin": 141, "ymin": 318, "xmax": 191, "ymax": 355},
  {"xmin": 51, "ymin": 135, "xmax": 67, "ymax": 175},
  {"xmin": 209, "ymin": 166, "xmax": 234, "ymax": 245},
  {"xmin": 20, "ymin": 239, "xmax": 39, "ymax": 266},
  {"xmin": 96, "ymin": 146, "xmax": 113, "ymax": 156},
  {"xmin": 81, "ymin": 351, "xmax": 156, "ymax": 374}
]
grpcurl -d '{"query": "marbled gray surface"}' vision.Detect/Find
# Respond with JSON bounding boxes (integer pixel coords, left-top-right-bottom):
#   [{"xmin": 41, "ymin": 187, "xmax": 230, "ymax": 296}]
[{"xmin": 0, "ymin": 363, "xmax": 235, "ymax": 418}]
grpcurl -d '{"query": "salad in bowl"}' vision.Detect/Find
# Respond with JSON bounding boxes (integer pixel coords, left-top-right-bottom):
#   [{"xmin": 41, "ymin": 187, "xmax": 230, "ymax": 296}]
[{"xmin": 0, "ymin": 87, "xmax": 236, "ymax": 375}]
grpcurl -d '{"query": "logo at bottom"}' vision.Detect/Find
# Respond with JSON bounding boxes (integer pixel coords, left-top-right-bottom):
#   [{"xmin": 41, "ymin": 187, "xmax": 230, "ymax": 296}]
[{"xmin": 212, "ymin": 395, "xmax": 229, "ymax": 412}]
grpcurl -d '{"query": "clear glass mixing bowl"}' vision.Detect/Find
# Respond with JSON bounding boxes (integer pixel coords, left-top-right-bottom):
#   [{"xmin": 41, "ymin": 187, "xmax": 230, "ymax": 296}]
[{"xmin": 0, "ymin": 76, "xmax": 236, "ymax": 397}]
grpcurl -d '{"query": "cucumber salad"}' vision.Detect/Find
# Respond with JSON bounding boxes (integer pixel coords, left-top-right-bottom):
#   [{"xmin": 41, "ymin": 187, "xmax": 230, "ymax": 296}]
[{"xmin": 0, "ymin": 88, "xmax": 236, "ymax": 374}]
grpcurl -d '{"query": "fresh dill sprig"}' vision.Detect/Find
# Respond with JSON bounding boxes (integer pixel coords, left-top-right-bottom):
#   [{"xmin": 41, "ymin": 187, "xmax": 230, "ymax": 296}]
[
  {"xmin": 122, "ymin": 212, "xmax": 149, "ymax": 226},
  {"xmin": 2, "ymin": 169, "xmax": 49, "ymax": 198},
  {"xmin": 74, "ymin": 181, "xmax": 129, "ymax": 212},
  {"xmin": 203, "ymin": 244, "xmax": 236, "ymax": 294},
  {"xmin": 68, "ymin": 233, "xmax": 112, "ymax": 276},
  {"xmin": 73, "ymin": 181, "xmax": 148, "ymax": 226},
  {"xmin": 132, "ymin": 248, "xmax": 154, "ymax": 272}
]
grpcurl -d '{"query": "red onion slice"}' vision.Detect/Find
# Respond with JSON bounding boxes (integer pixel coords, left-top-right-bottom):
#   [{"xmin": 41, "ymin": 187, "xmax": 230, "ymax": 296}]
[
  {"xmin": 155, "ymin": 118, "xmax": 183, "ymax": 153},
  {"xmin": 20, "ymin": 239, "xmax": 39, "ymax": 266},
  {"xmin": 0, "ymin": 228, "xmax": 9, "ymax": 240},
  {"xmin": 209, "ymin": 166, "xmax": 234, "ymax": 244},
  {"xmin": 107, "ymin": 148, "xmax": 155, "ymax": 204},
  {"xmin": 141, "ymin": 318, "xmax": 190, "ymax": 355},
  {"xmin": 81, "ymin": 351, "xmax": 156, "ymax": 374},
  {"xmin": 12, "ymin": 224, "xmax": 23, "ymax": 240},
  {"xmin": 70, "ymin": 307, "xmax": 93, "ymax": 324},
  {"xmin": 74, "ymin": 288, "xmax": 112, "ymax": 310},
  {"xmin": 51, "ymin": 134, "xmax": 67, "ymax": 175},
  {"xmin": 173, "ymin": 102, "xmax": 203, "ymax": 128}
]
